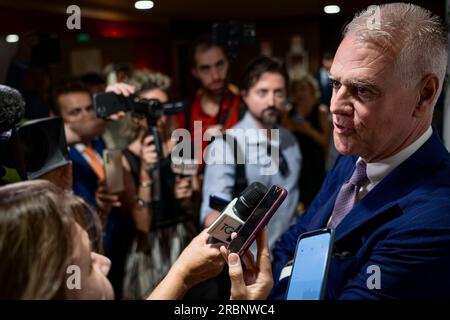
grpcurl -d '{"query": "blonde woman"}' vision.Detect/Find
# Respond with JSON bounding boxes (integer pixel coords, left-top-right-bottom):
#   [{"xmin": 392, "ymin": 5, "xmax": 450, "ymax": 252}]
[{"xmin": 119, "ymin": 70, "xmax": 199, "ymax": 299}]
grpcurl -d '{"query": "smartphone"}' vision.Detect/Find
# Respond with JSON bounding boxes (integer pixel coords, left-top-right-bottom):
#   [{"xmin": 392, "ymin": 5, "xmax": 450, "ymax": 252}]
[
  {"xmin": 227, "ymin": 185, "xmax": 287, "ymax": 257},
  {"xmin": 285, "ymin": 228, "xmax": 335, "ymax": 300},
  {"xmin": 94, "ymin": 92, "xmax": 133, "ymax": 118},
  {"xmin": 103, "ymin": 149, "xmax": 124, "ymax": 193}
]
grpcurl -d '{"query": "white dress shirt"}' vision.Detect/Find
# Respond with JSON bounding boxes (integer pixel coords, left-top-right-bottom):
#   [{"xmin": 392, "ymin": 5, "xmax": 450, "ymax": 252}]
[{"xmin": 357, "ymin": 126, "xmax": 433, "ymax": 200}]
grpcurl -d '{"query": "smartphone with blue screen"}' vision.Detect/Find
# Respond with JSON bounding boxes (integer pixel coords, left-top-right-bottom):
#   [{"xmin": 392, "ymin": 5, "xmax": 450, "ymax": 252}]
[{"xmin": 285, "ymin": 228, "xmax": 335, "ymax": 300}]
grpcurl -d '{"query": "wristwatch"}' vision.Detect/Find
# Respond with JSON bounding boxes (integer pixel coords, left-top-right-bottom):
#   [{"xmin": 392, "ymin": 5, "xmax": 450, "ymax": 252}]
[{"xmin": 135, "ymin": 197, "xmax": 151, "ymax": 208}]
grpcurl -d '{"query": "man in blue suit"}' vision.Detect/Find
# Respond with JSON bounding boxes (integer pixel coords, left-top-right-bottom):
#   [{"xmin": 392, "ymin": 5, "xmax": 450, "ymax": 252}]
[
  {"xmin": 265, "ymin": 3, "xmax": 450, "ymax": 300},
  {"xmin": 53, "ymin": 81, "xmax": 135, "ymax": 299}
]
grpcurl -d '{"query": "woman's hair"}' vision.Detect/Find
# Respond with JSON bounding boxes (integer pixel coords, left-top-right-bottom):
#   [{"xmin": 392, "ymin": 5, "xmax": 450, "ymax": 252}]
[
  {"xmin": 128, "ymin": 69, "xmax": 171, "ymax": 96},
  {"xmin": 67, "ymin": 195, "xmax": 103, "ymax": 254},
  {"xmin": 0, "ymin": 180, "xmax": 79, "ymax": 299},
  {"xmin": 123, "ymin": 69, "xmax": 173, "ymax": 142}
]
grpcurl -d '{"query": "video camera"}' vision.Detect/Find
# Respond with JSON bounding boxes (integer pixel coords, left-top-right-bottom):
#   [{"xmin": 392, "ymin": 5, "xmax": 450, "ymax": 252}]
[
  {"xmin": 0, "ymin": 117, "xmax": 71, "ymax": 183},
  {"xmin": 93, "ymin": 92, "xmax": 187, "ymax": 125},
  {"xmin": 93, "ymin": 91, "xmax": 189, "ymax": 213}
]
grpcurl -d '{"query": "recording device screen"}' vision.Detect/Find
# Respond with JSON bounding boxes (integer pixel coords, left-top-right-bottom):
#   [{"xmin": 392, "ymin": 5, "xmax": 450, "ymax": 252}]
[
  {"xmin": 227, "ymin": 185, "xmax": 286, "ymax": 255},
  {"xmin": 286, "ymin": 229, "xmax": 334, "ymax": 300}
]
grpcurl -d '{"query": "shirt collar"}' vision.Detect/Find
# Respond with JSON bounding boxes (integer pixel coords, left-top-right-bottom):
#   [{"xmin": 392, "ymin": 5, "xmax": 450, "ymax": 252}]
[{"xmin": 363, "ymin": 127, "xmax": 432, "ymax": 185}]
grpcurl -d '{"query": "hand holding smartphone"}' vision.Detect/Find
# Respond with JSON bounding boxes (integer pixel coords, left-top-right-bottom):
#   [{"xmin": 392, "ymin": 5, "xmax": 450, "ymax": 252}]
[
  {"xmin": 227, "ymin": 185, "xmax": 287, "ymax": 257},
  {"xmin": 103, "ymin": 149, "xmax": 124, "ymax": 193}
]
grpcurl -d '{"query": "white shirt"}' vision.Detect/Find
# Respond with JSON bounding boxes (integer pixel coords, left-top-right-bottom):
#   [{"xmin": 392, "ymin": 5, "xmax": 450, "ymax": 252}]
[
  {"xmin": 200, "ymin": 112, "xmax": 302, "ymax": 248},
  {"xmin": 325, "ymin": 127, "xmax": 433, "ymax": 228},
  {"xmin": 358, "ymin": 126, "xmax": 433, "ymax": 200}
]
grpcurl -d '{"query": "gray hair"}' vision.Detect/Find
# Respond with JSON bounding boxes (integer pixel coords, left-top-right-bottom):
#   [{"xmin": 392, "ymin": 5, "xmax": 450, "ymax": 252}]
[
  {"xmin": 128, "ymin": 69, "xmax": 171, "ymax": 96},
  {"xmin": 343, "ymin": 3, "xmax": 447, "ymax": 94}
]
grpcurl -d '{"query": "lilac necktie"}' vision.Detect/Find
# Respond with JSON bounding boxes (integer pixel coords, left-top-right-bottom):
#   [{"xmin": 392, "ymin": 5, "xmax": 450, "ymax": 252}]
[{"xmin": 328, "ymin": 160, "xmax": 368, "ymax": 229}]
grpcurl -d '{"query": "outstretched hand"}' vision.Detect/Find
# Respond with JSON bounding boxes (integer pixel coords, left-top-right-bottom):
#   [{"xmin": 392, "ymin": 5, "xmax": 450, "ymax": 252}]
[{"xmin": 220, "ymin": 229, "xmax": 274, "ymax": 300}]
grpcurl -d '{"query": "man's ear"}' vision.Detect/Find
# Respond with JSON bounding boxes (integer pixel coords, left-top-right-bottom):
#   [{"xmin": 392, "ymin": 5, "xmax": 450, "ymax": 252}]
[{"xmin": 414, "ymin": 74, "xmax": 440, "ymax": 117}]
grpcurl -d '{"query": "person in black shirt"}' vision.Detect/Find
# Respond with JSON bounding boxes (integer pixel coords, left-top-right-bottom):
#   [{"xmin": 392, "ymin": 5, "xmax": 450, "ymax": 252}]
[{"xmin": 284, "ymin": 75, "xmax": 331, "ymax": 209}]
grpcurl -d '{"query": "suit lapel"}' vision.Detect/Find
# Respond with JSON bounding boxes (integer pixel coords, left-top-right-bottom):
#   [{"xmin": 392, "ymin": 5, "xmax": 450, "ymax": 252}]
[{"xmin": 334, "ymin": 130, "xmax": 447, "ymax": 242}]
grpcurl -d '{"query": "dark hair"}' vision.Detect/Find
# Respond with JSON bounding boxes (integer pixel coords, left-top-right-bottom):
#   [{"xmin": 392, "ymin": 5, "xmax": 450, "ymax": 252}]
[
  {"xmin": 240, "ymin": 56, "xmax": 289, "ymax": 92},
  {"xmin": 189, "ymin": 35, "xmax": 226, "ymax": 67},
  {"xmin": 52, "ymin": 80, "xmax": 91, "ymax": 115}
]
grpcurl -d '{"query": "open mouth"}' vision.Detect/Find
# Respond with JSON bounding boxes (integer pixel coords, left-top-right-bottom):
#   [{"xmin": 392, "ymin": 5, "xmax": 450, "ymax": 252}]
[{"xmin": 334, "ymin": 122, "xmax": 355, "ymax": 135}]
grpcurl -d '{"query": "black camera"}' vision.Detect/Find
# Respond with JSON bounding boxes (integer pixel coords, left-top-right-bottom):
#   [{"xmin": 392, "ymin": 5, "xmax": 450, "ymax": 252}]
[
  {"xmin": 0, "ymin": 117, "xmax": 70, "ymax": 183},
  {"xmin": 212, "ymin": 21, "xmax": 256, "ymax": 60},
  {"xmin": 93, "ymin": 92, "xmax": 187, "ymax": 123}
]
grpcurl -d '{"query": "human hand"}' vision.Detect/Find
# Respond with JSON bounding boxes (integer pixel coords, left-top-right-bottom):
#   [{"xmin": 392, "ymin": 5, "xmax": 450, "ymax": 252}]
[
  {"xmin": 203, "ymin": 210, "xmax": 220, "ymax": 228},
  {"xmin": 95, "ymin": 180, "xmax": 121, "ymax": 216},
  {"xmin": 64, "ymin": 118, "xmax": 106, "ymax": 145},
  {"xmin": 140, "ymin": 135, "xmax": 158, "ymax": 170},
  {"xmin": 64, "ymin": 123, "xmax": 82, "ymax": 145},
  {"xmin": 171, "ymin": 229, "xmax": 226, "ymax": 289},
  {"xmin": 220, "ymin": 229, "xmax": 274, "ymax": 300},
  {"xmin": 174, "ymin": 176, "xmax": 193, "ymax": 200}
]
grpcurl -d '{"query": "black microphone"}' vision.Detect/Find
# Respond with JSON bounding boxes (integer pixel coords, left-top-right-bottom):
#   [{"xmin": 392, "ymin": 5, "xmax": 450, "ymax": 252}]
[
  {"xmin": 0, "ymin": 85, "xmax": 26, "ymax": 181},
  {"xmin": 207, "ymin": 182, "xmax": 268, "ymax": 243},
  {"xmin": 0, "ymin": 85, "xmax": 25, "ymax": 133}
]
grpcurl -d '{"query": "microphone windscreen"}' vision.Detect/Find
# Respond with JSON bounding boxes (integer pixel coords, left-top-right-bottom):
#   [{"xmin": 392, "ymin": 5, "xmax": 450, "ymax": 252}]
[
  {"xmin": 234, "ymin": 182, "xmax": 268, "ymax": 220},
  {"xmin": 0, "ymin": 85, "xmax": 25, "ymax": 132}
]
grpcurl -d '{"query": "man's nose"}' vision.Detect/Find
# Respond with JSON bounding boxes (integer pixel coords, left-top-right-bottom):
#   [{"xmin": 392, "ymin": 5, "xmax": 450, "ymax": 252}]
[
  {"xmin": 267, "ymin": 92, "xmax": 279, "ymax": 107},
  {"xmin": 330, "ymin": 87, "xmax": 353, "ymax": 115},
  {"xmin": 211, "ymin": 67, "xmax": 221, "ymax": 81}
]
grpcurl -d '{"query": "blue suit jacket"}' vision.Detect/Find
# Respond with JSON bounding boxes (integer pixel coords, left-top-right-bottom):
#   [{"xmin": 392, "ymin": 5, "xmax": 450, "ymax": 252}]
[
  {"xmin": 271, "ymin": 130, "xmax": 450, "ymax": 299},
  {"xmin": 69, "ymin": 139, "xmax": 106, "ymax": 207}
]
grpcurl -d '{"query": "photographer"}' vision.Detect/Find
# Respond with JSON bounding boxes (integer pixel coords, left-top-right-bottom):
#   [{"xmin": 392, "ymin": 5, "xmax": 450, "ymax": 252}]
[{"xmin": 113, "ymin": 70, "xmax": 199, "ymax": 299}]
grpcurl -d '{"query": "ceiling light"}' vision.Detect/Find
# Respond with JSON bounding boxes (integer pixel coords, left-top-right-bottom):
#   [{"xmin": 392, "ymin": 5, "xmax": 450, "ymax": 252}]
[
  {"xmin": 324, "ymin": 5, "xmax": 340, "ymax": 14},
  {"xmin": 6, "ymin": 34, "xmax": 19, "ymax": 43},
  {"xmin": 135, "ymin": 1, "xmax": 154, "ymax": 10}
]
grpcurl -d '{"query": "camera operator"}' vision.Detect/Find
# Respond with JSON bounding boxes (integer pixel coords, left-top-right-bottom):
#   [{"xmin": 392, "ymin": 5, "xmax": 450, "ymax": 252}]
[{"xmin": 109, "ymin": 70, "xmax": 199, "ymax": 300}]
